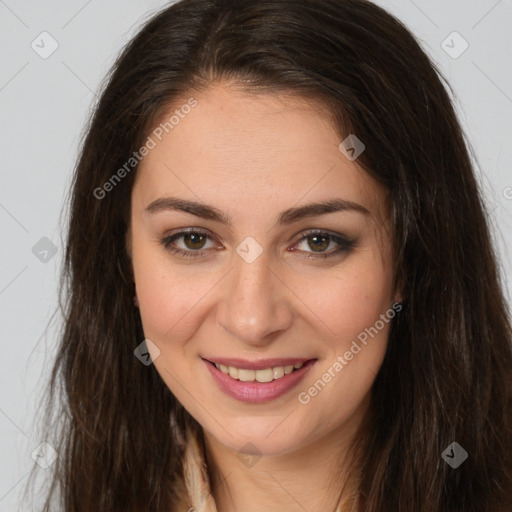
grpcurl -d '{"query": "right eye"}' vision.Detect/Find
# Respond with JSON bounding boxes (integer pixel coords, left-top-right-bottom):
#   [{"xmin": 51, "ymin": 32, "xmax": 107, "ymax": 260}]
[{"xmin": 160, "ymin": 228, "xmax": 220, "ymax": 258}]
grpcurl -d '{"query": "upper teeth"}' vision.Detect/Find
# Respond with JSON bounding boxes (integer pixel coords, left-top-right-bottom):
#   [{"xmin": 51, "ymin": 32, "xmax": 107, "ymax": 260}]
[{"xmin": 214, "ymin": 362, "xmax": 305, "ymax": 382}]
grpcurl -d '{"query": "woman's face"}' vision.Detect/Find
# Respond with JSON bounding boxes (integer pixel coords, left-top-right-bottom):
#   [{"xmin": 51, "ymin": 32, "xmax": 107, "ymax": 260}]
[{"xmin": 128, "ymin": 82, "xmax": 400, "ymax": 456}]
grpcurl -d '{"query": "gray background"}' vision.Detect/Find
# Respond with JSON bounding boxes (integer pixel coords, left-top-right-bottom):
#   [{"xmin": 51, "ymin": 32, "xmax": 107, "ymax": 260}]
[{"xmin": 1, "ymin": 0, "xmax": 511, "ymax": 510}]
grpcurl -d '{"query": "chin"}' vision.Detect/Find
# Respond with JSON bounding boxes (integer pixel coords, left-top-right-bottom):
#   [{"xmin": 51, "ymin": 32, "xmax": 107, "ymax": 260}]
[{"xmin": 205, "ymin": 417, "xmax": 310, "ymax": 457}]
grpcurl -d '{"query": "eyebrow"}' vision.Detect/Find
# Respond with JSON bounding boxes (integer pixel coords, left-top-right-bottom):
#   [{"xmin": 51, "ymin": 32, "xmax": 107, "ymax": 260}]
[{"xmin": 144, "ymin": 196, "xmax": 370, "ymax": 226}]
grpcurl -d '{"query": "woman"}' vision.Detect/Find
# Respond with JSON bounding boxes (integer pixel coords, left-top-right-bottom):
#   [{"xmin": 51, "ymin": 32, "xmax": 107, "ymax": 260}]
[{"xmin": 29, "ymin": 0, "xmax": 512, "ymax": 510}]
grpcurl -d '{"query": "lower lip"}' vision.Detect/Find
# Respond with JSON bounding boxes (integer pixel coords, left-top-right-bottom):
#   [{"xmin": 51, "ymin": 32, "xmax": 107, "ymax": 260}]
[{"xmin": 203, "ymin": 358, "xmax": 317, "ymax": 403}]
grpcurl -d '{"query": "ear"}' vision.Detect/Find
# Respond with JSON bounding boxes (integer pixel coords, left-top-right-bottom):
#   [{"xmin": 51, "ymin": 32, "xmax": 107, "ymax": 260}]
[{"xmin": 393, "ymin": 276, "xmax": 405, "ymax": 305}]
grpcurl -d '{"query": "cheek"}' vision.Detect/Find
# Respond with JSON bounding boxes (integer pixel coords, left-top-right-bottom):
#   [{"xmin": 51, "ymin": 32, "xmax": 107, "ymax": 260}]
[
  {"xmin": 309, "ymin": 253, "xmax": 394, "ymax": 344},
  {"xmin": 132, "ymin": 240, "xmax": 213, "ymax": 347},
  {"xmin": 298, "ymin": 255, "xmax": 393, "ymax": 408}
]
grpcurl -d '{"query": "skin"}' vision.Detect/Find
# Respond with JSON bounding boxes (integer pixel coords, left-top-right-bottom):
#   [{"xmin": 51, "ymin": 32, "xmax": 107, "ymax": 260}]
[{"xmin": 127, "ymin": 81, "xmax": 401, "ymax": 512}]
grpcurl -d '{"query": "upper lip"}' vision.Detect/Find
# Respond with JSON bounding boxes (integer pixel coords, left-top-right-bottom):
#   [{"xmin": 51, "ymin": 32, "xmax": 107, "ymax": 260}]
[{"xmin": 203, "ymin": 357, "xmax": 315, "ymax": 370}]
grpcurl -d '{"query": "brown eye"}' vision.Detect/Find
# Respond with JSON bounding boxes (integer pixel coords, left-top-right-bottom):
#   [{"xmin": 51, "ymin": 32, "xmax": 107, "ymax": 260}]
[
  {"xmin": 160, "ymin": 229, "xmax": 217, "ymax": 258},
  {"xmin": 182, "ymin": 233, "xmax": 208, "ymax": 250},
  {"xmin": 306, "ymin": 234, "xmax": 330, "ymax": 252},
  {"xmin": 292, "ymin": 230, "xmax": 357, "ymax": 260}
]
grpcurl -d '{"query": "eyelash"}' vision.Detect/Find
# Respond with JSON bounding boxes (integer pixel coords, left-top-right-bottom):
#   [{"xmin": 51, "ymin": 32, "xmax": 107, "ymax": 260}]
[{"xmin": 159, "ymin": 228, "xmax": 356, "ymax": 260}]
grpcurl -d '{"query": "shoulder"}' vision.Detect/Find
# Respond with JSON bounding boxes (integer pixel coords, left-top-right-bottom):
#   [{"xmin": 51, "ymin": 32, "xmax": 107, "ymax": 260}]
[{"xmin": 172, "ymin": 423, "xmax": 218, "ymax": 512}]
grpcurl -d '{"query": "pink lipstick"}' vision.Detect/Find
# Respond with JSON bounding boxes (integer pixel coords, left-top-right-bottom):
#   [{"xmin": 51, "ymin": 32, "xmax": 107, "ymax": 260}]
[{"xmin": 202, "ymin": 357, "xmax": 317, "ymax": 403}]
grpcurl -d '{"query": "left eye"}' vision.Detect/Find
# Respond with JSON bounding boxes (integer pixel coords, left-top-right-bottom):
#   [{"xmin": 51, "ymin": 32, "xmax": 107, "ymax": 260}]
[
  {"xmin": 291, "ymin": 231, "xmax": 356, "ymax": 259},
  {"xmin": 295, "ymin": 233, "xmax": 341, "ymax": 253},
  {"xmin": 160, "ymin": 229, "xmax": 356, "ymax": 259}
]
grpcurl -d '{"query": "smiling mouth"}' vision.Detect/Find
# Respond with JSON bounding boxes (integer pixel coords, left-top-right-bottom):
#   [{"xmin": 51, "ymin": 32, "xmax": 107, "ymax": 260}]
[{"xmin": 205, "ymin": 359, "xmax": 316, "ymax": 383}]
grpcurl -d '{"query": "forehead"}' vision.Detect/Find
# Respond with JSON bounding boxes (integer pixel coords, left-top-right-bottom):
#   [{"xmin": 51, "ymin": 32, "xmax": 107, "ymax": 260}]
[{"xmin": 133, "ymin": 82, "xmax": 387, "ymax": 220}]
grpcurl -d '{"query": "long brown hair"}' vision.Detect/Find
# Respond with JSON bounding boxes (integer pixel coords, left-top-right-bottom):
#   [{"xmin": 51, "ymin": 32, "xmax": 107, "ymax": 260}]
[{"xmin": 27, "ymin": 0, "xmax": 512, "ymax": 510}]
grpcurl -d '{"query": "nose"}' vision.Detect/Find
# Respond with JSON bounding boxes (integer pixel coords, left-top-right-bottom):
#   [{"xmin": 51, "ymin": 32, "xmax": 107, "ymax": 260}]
[{"xmin": 216, "ymin": 250, "xmax": 294, "ymax": 346}]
